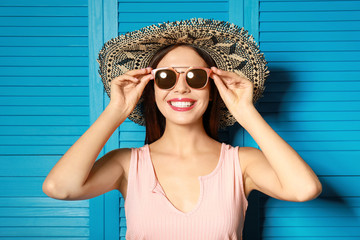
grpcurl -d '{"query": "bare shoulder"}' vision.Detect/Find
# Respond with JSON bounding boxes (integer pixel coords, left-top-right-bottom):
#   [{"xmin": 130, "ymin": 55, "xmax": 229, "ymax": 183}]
[
  {"xmin": 62, "ymin": 148, "xmax": 133, "ymax": 200},
  {"xmin": 238, "ymin": 146, "xmax": 264, "ymax": 168},
  {"xmin": 102, "ymin": 148, "xmax": 132, "ymax": 174},
  {"xmin": 237, "ymin": 146, "xmax": 266, "ymax": 197},
  {"xmin": 93, "ymin": 148, "xmax": 132, "ymax": 187}
]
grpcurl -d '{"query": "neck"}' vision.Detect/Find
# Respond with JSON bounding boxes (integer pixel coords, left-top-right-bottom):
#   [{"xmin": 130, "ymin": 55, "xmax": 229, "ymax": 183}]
[{"xmin": 154, "ymin": 119, "xmax": 215, "ymax": 156}]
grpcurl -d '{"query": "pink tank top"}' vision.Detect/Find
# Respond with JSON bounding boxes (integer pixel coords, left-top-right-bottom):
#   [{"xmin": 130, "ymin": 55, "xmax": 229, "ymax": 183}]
[{"xmin": 125, "ymin": 143, "xmax": 248, "ymax": 240}]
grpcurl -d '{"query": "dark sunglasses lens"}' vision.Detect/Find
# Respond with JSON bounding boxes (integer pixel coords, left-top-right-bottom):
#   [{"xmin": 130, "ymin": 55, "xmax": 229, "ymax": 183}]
[
  {"xmin": 155, "ymin": 70, "xmax": 177, "ymax": 89},
  {"xmin": 186, "ymin": 69, "xmax": 208, "ymax": 89}
]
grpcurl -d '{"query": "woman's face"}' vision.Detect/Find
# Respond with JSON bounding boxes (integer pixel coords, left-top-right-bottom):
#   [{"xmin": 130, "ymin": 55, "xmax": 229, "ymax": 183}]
[{"xmin": 154, "ymin": 46, "xmax": 211, "ymax": 127}]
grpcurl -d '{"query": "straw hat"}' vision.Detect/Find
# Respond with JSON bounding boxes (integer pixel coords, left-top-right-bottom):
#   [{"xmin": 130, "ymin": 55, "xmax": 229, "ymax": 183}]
[{"xmin": 97, "ymin": 18, "xmax": 269, "ymax": 128}]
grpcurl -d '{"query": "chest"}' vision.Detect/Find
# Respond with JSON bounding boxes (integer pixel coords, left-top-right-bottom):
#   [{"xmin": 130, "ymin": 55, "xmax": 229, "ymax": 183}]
[{"xmin": 151, "ymin": 156, "xmax": 219, "ymax": 214}]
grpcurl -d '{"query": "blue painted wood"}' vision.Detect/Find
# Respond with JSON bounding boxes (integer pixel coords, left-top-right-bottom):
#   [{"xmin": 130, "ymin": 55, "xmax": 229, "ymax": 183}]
[
  {"xmin": 260, "ymin": 1, "xmax": 360, "ymax": 11},
  {"xmin": 257, "ymin": 0, "xmax": 360, "ymax": 238},
  {"xmin": 0, "ymin": 26, "xmax": 88, "ymax": 36},
  {"xmin": 0, "ymin": 17, "xmax": 88, "ymax": 26},
  {"xmin": 118, "ymin": 2, "xmax": 228, "ymax": 12},
  {"xmin": 229, "ymin": 0, "xmax": 243, "ymax": 26},
  {"xmin": 0, "ymin": 37, "xmax": 88, "ymax": 46},
  {"xmin": 263, "ymin": 238, "xmax": 360, "ymax": 240},
  {"xmin": 0, "ymin": 0, "xmax": 87, "ymax": 6},
  {"xmin": 261, "ymin": 42, "xmax": 360, "ymax": 52},
  {"xmin": 118, "ymin": 13, "xmax": 229, "ymax": 23},
  {"xmin": 0, "ymin": 0, "xmax": 91, "ymax": 239},
  {"xmin": 260, "ymin": 11, "xmax": 360, "ymax": 21},
  {"xmin": 88, "ymin": 0, "xmax": 106, "ymax": 238},
  {"xmin": 260, "ymin": 21, "xmax": 360, "ymax": 31},
  {"xmin": 0, "ymin": 47, "xmax": 88, "ymax": 56},
  {"xmin": 0, "ymin": 7, "xmax": 88, "ymax": 16},
  {"xmin": 101, "ymin": 0, "xmax": 120, "ymax": 238}
]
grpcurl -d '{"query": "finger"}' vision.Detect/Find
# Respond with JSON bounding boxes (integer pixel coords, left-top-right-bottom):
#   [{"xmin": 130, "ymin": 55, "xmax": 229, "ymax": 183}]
[
  {"xmin": 112, "ymin": 75, "xmax": 139, "ymax": 84},
  {"xmin": 126, "ymin": 67, "xmax": 153, "ymax": 77},
  {"xmin": 135, "ymin": 73, "xmax": 153, "ymax": 91},
  {"xmin": 211, "ymin": 67, "xmax": 237, "ymax": 78}
]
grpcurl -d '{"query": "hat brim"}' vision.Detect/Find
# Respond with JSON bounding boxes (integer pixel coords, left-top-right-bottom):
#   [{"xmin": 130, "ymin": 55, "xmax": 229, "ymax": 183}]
[{"xmin": 97, "ymin": 18, "xmax": 269, "ymax": 128}]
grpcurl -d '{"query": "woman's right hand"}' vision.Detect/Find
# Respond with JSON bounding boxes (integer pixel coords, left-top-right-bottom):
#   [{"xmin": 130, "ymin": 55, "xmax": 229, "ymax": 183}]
[{"xmin": 107, "ymin": 67, "xmax": 153, "ymax": 114}]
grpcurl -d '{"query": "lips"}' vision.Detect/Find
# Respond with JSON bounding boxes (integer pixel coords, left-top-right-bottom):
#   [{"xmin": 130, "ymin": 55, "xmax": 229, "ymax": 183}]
[{"xmin": 167, "ymin": 98, "xmax": 196, "ymax": 111}]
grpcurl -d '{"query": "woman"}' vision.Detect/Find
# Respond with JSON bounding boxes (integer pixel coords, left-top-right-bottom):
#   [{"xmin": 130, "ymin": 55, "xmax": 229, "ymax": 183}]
[{"xmin": 43, "ymin": 19, "xmax": 322, "ymax": 239}]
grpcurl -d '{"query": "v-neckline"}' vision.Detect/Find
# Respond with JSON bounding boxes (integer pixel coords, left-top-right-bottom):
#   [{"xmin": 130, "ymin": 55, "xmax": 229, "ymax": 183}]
[{"xmin": 146, "ymin": 143, "xmax": 225, "ymax": 216}]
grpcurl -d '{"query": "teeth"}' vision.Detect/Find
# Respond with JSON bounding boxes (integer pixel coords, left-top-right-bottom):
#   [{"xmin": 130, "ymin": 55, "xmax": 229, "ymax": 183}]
[{"xmin": 170, "ymin": 101, "xmax": 194, "ymax": 108}]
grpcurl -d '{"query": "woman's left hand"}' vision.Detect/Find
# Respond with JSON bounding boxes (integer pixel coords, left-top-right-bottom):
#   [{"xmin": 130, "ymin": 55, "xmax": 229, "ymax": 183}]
[{"xmin": 210, "ymin": 67, "xmax": 254, "ymax": 113}]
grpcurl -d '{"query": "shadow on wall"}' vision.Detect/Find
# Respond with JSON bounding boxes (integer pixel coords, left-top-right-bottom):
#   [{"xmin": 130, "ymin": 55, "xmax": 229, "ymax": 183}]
[{"xmin": 227, "ymin": 67, "xmax": 357, "ymax": 239}]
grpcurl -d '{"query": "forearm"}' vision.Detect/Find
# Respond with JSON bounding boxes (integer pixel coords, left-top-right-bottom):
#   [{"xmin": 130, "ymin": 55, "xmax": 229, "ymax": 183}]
[
  {"xmin": 234, "ymin": 104, "xmax": 322, "ymax": 198},
  {"xmin": 43, "ymin": 104, "xmax": 128, "ymax": 198}
]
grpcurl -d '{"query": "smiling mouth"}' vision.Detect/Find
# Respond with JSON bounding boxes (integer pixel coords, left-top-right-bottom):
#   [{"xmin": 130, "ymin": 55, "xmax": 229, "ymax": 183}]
[{"xmin": 169, "ymin": 101, "xmax": 195, "ymax": 108}]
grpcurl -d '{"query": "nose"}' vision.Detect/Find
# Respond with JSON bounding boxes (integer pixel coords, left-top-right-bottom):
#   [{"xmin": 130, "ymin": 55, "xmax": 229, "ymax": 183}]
[{"xmin": 173, "ymin": 72, "xmax": 190, "ymax": 94}]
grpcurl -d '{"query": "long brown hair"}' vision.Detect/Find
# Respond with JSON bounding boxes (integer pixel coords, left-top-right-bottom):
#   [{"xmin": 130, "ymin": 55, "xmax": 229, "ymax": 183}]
[{"xmin": 143, "ymin": 44, "xmax": 221, "ymax": 144}]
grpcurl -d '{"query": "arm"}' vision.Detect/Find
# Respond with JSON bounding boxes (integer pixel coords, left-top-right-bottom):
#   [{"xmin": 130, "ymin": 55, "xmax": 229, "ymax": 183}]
[
  {"xmin": 42, "ymin": 68, "xmax": 153, "ymax": 200},
  {"xmin": 42, "ymin": 104, "xmax": 128, "ymax": 200},
  {"xmin": 238, "ymin": 106, "xmax": 322, "ymax": 201},
  {"xmin": 211, "ymin": 67, "xmax": 322, "ymax": 202}
]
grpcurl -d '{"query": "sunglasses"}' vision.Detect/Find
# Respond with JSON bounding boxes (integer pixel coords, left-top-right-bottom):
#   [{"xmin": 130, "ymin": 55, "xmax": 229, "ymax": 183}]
[{"xmin": 151, "ymin": 67, "xmax": 212, "ymax": 90}]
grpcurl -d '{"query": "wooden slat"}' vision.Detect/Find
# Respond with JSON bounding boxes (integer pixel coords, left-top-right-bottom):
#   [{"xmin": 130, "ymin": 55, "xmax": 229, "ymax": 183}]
[
  {"xmin": 0, "ymin": 46, "xmax": 88, "ymax": 56},
  {"xmin": 260, "ymin": 1, "xmax": 360, "ymax": 11},
  {"xmin": 0, "ymin": 126, "xmax": 87, "ymax": 135},
  {"xmin": 261, "ymin": 21, "xmax": 360, "ymax": 32},
  {"xmin": 0, "ymin": 37, "xmax": 88, "ymax": 46},
  {"xmin": 0, "ymin": 7, "xmax": 88, "ymax": 17},
  {"xmin": 260, "ymin": 31, "xmax": 360, "ymax": 42},
  {"xmin": 0, "ymin": 116, "xmax": 89, "ymax": 125},
  {"xmin": 0, "ymin": 86, "xmax": 89, "ymax": 95},
  {"xmin": 0, "ymin": 197, "xmax": 89, "ymax": 207},
  {"xmin": 258, "ymin": 101, "xmax": 360, "ymax": 112},
  {"xmin": 0, "ymin": 57, "xmax": 88, "ymax": 66},
  {"xmin": 265, "ymin": 81, "xmax": 360, "ymax": 92},
  {"xmin": 118, "ymin": 2, "xmax": 228, "ymax": 12},
  {"xmin": 260, "ymin": 11, "xmax": 360, "ymax": 22},
  {"xmin": 262, "ymin": 217, "xmax": 360, "ymax": 227},
  {"xmin": 0, "ymin": 0, "xmax": 87, "ymax": 7},
  {"xmin": 262, "ymin": 91, "xmax": 360, "ymax": 102},
  {"xmin": 0, "ymin": 67, "xmax": 88, "ymax": 76},
  {"xmin": 263, "ymin": 121, "xmax": 360, "ymax": 131},
  {"xmin": 264, "ymin": 71, "xmax": 360, "ymax": 82},
  {"xmin": 264, "ymin": 51, "xmax": 360, "ymax": 62},
  {"xmin": 0, "ymin": 26, "xmax": 88, "ymax": 37},
  {"xmin": 261, "ymin": 41, "xmax": 360, "ymax": 52},
  {"xmin": 0, "ymin": 97, "xmax": 89, "ymax": 106},
  {"xmin": 0, "ymin": 17, "xmax": 87, "ymax": 27},
  {"xmin": 262, "ymin": 226, "xmax": 360, "ymax": 237},
  {"xmin": 118, "ymin": 12, "xmax": 228, "ymax": 22},
  {"xmin": 0, "ymin": 227, "xmax": 89, "ymax": 237},
  {"xmin": 0, "ymin": 77, "xmax": 88, "ymax": 86},
  {"xmin": 0, "ymin": 106, "xmax": 88, "ymax": 115}
]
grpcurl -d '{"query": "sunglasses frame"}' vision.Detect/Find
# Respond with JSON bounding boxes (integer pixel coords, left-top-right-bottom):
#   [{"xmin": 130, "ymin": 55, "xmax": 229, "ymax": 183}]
[{"xmin": 151, "ymin": 66, "xmax": 212, "ymax": 90}]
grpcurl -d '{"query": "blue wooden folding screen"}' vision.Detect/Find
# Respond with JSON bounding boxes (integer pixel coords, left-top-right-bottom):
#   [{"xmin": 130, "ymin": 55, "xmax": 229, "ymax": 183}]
[
  {"xmin": 0, "ymin": 0, "xmax": 359, "ymax": 239},
  {"xmin": 257, "ymin": 1, "xmax": 360, "ymax": 239},
  {"xmin": 0, "ymin": 0, "xmax": 91, "ymax": 239}
]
